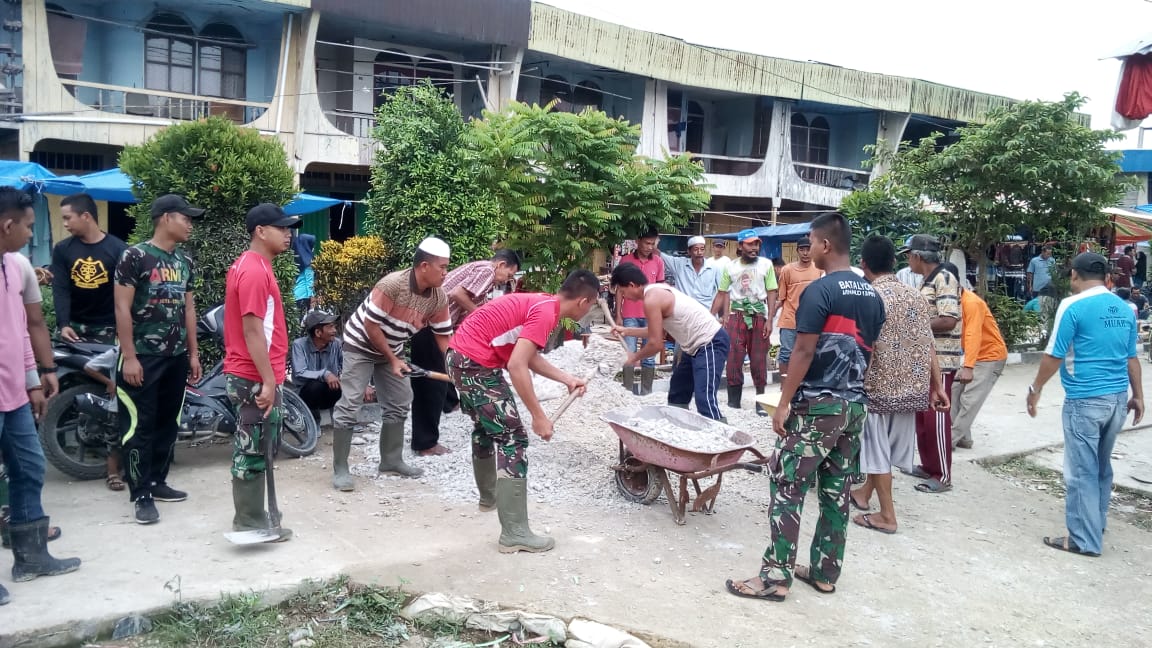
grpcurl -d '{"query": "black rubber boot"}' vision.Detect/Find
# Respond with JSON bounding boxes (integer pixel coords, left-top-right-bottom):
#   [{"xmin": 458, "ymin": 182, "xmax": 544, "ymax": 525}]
[
  {"xmin": 9, "ymin": 517, "xmax": 80, "ymax": 583},
  {"xmin": 640, "ymin": 367, "xmax": 655, "ymax": 396},
  {"xmin": 0, "ymin": 582, "xmax": 8, "ymax": 605},
  {"xmin": 756, "ymin": 385, "xmax": 768, "ymax": 417},
  {"xmin": 622, "ymin": 366, "xmax": 636, "ymax": 394},
  {"xmin": 727, "ymin": 386, "xmax": 742, "ymax": 409},
  {"xmin": 331, "ymin": 427, "xmax": 355, "ymax": 491}
]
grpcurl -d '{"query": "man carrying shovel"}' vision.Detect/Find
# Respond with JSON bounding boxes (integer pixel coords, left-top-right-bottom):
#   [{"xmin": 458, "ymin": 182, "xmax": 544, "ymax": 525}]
[
  {"xmin": 446, "ymin": 270, "xmax": 600, "ymax": 553},
  {"xmin": 609, "ymin": 262, "xmax": 729, "ymax": 421},
  {"xmin": 222, "ymin": 204, "xmax": 301, "ymax": 543}
]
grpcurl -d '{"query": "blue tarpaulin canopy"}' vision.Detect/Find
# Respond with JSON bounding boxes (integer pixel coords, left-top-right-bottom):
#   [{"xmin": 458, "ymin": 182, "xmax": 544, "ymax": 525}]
[
  {"xmin": 713, "ymin": 223, "xmax": 812, "ymax": 260},
  {"xmin": 41, "ymin": 167, "xmax": 342, "ymax": 215},
  {"xmin": 0, "ymin": 161, "xmax": 57, "ymax": 191}
]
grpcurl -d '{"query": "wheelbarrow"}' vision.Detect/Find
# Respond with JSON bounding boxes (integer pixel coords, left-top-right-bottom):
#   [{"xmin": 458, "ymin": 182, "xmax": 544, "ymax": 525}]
[{"xmin": 600, "ymin": 405, "xmax": 770, "ymax": 525}]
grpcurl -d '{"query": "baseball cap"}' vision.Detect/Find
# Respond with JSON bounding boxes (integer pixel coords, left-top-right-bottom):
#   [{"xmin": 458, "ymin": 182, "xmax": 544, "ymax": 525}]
[
  {"xmin": 796, "ymin": 236, "xmax": 811, "ymax": 248},
  {"xmin": 1071, "ymin": 252, "xmax": 1109, "ymax": 276},
  {"xmin": 245, "ymin": 203, "xmax": 301, "ymax": 233},
  {"xmin": 897, "ymin": 234, "xmax": 941, "ymax": 255},
  {"xmin": 712, "ymin": 240, "xmax": 726, "ymax": 248},
  {"xmin": 687, "ymin": 235, "xmax": 706, "ymax": 248},
  {"xmin": 150, "ymin": 194, "xmax": 205, "ymax": 219},
  {"xmin": 303, "ymin": 310, "xmax": 338, "ymax": 333},
  {"xmin": 737, "ymin": 228, "xmax": 759, "ymax": 243}
]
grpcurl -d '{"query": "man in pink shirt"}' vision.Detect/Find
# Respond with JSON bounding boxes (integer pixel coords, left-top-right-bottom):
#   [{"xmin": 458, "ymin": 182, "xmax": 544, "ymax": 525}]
[
  {"xmin": 222, "ymin": 204, "xmax": 301, "ymax": 543},
  {"xmin": 0, "ymin": 187, "xmax": 81, "ymax": 604},
  {"xmin": 615, "ymin": 229, "xmax": 665, "ymax": 395},
  {"xmin": 447, "ymin": 270, "xmax": 598, "ymax": 553}
]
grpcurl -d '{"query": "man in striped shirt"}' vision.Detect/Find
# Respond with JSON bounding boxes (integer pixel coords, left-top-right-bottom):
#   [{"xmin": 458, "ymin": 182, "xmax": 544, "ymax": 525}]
[{"xmin": 331, "ymin": 238, "xmax": 453, "ymax": 491}]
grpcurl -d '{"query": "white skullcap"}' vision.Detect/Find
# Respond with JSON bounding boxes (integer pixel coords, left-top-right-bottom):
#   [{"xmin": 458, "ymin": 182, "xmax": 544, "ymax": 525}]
[
  {"xmin": 687, "ymin": 236, "xmax": 706, "ymax": 248},
  {"xmin": 417, "ymin": 237, "xmax": 451, "ymax": 259}
]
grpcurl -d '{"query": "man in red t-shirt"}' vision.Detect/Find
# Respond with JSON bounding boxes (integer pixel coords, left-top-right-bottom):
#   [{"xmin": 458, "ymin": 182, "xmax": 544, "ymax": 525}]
[
  {"xmin": 615, "ymin": 229, "xmax": 665, "ymax": 394},
  {"xmin": 446, "ymin": 269, "xmax": 599, "ymax": 554},
  {"xmin": 222, "ymin": 203, "xmax": 300, "ymax": 542}
]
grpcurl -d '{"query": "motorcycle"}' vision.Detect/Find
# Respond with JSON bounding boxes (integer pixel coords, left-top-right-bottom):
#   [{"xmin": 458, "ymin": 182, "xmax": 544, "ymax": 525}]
[{"xmin": 38, "ymin": 305, "xmax": 320, "ymax": 481}]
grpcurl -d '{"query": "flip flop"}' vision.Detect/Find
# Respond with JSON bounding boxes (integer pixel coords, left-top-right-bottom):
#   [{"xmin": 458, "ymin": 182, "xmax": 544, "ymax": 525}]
[
  {"xmin": 1043, "ymin": 536, "xmax": 1100, "ymax": 557},
  {"xmin": 725, "ymin": 578, "xmax": 785, "ymax": 602},
  {"xmin": 793, "ymin": 567, "xmax": 836, "ymax": 594},
  {"xmin": 849, "ymin": 493, "xmax": 871, "ymax": 511},
  {"xmin": 853, "ymin": 513, "xmax": 897, "ymax": 535},
  {"xmin": 901, "ymin": 466, "xmax": 932, "ymax": 479},
  {"xmin": 914, "ymin": 478, "xmax": 952, "ymax": 494}
]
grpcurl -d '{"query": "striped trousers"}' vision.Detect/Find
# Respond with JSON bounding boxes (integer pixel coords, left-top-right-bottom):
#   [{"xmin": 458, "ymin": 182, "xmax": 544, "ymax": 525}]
[{"xmin": 915, "ymin": 370, "xmax": 955, "ymax": 484}]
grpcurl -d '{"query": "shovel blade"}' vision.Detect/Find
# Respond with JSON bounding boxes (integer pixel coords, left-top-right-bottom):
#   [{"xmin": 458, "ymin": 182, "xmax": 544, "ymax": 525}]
[{"xmin": 223, "ymin": 529, "xmax": 282, "ymax": 545}]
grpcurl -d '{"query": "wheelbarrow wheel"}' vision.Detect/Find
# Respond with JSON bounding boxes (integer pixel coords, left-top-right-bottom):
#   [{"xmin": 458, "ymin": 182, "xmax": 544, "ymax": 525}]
[{"xmin": 615, "ymin": 454, "xmax": 663, "ymax": 505}]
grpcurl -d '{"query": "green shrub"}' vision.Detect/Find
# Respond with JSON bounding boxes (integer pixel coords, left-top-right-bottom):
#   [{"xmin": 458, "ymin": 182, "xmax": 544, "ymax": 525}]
[
  {"xmin": 311, "ymin": 236, "xmax": 392, "ymax": 323},
  {"xmin": 985, "ymin": 291, "xmax": 1039, "ymax": 348},
  {"xmin": 39, "ymin": 285, "xmax": 56, "ymax": 332}
]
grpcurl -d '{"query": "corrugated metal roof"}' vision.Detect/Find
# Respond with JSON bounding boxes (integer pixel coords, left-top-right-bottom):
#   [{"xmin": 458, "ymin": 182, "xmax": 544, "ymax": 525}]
[{"xmin": 528, "ymin": 3, "xmax": 1017, "ymax": 123}]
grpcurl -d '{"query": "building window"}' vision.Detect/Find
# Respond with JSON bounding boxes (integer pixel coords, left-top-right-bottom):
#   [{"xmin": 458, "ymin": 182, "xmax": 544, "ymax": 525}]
[
  {"xmin": 790, "ymin": 114, "xmax": 830, "ymax": 167},
  {"xmin": 373, "ymin": 50, "xmax": 455, "ymax": 108},
  {"xmin": 144, "ymin": 13, "xmax": 195, "ymax": 95},
  {"xmin": 540, "ymin": 74, "xmax": 570, "ymax": 110},
  {"xmin": 198, "ymin": 23, "xmax": 247, "ymax": 100},
  {"xmin": 569, "ymin": 81, "xmax": 602, "ymax": 113},
  {"xmin": 668, "ymin": 91, "xmax": 704, "ymax": 154}
]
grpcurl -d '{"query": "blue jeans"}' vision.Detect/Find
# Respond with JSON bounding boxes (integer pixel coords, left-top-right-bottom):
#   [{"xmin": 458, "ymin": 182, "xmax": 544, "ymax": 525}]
[
  {"xmin": 0, "ymin": 404, "xmax": 47, "ymax": 524},
  {"xmin": 668, "ymin": 329, "xmax": 730, "ymax": 420},
  {"xmin": 623, "ymin": 317, "xmax": 656, "ymax": 368},
  {"xmin": 778, "ymin": 328, "xmax": 797, "ymax": 366},
  {"xmin": 1061, "ymin": 391, "xmax": 1127, "ymax": 554}
]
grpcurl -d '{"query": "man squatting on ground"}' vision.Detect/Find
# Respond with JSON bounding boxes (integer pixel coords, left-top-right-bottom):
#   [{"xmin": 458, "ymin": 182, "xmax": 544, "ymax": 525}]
[
  {"xmin": 0, "ymin": 187, "xmax": 80, "ymax": 606},
  {"xmin": 446, "ymin": 270, "xmax": 599, "ymax": 553},
  {"xmin": 291, "ymin": 310, "xmax": 344, "ymax": 424},
  {"xmin": 223, "ymin": 204, "xmax": 302, "ymax": 541},
  {"xmin": 939, "ymin": 262, "xmax": 1007, "ymax": 451},
  {"xmin": 901, "ymin": 234, "xmax": 962, "ymax": 494},
  {"xmin": 615, "ymin": 229, "xmax": 665, "ymax": 395},
  {"xmin": 51, "ymin": 193, "xmax": 129, "ymax": 490},
  {"xmin": 774, "ymin": 236, "xmax": 822, "ymax": 378},
  {"xmin": 409, "ymin": 249, "xmax": 521, "ymax": 456},
  {"xmin": 331, "ymin": 238, "xmax": 453, "ymax": 491},
  {"xmin": 712, "ymin": 229, "xmax": 778, "ymax": 414},
  {"xmin": 610, "ymin": 262, "xmax": 730, "ymax": 422},
  {"xmin": 726, "ymin": 212, "xmax": 884, "ymax": 601},
  {"xmin": 1027, "ymin": 252, "xmax": 1144, "ymax": 557},
  {"xmin": 115, "ymin": 194, "xmax": 204, "ymax": 525},
  {"xmin": 851, "ymin": 234, "xmax": 949, "ymax": 535}
]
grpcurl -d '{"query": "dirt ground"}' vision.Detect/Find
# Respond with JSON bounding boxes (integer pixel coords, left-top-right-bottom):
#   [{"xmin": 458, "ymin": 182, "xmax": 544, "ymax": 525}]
[{"xmin": 3, "ymin": 364, "xmax": 1152, "ymax": 648}]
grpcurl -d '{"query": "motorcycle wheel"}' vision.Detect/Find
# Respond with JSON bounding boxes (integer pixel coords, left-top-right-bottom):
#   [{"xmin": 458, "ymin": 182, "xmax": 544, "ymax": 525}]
[
  {"xmin": 278, "ymin": 388, "xmax": 319, "ymax": 458},
  {"xmin": 39, "ymin": 384, "xmax": 112, "ymax": 481}
]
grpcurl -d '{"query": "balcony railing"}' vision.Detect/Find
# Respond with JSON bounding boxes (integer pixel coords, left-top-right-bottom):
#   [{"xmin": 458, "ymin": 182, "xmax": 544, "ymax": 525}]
[
  {"xmin": 324, "ymin": 110, "xmax": 376, "ymax": 139},
  {"xmin": 59, "ymin": 79, "xmax": 269, "ymax": 124},
  {"xmin": 691, "ymin": 153, "xmax": 764, "ymax": 177},
  {"xmin": 792, "ymin": 161, "xmax": 868, "ymax": 190}
]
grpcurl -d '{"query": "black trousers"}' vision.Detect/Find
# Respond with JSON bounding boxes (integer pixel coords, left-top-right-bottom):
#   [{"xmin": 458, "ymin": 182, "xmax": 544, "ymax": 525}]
[
  {"xmin": 298, "ymin": 379, "xmax": 342, "ymax": 413},
  {"xmin": 116, "ymin": 353, "xmax": 189, "ymax": 501},
  {"xmin": 409, "ymin": 327, "xmax": 456, "ymax": 451}
]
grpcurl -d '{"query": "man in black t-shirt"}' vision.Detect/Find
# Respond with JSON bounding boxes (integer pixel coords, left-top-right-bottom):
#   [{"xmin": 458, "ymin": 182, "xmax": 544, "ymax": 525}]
[
  {"xmin": 51, "ymin": 193, "xmax": 127, "ymax": 345},
  {"xmin": 726, "ymin": 211, "xmax": 884, "ymax": 603}
]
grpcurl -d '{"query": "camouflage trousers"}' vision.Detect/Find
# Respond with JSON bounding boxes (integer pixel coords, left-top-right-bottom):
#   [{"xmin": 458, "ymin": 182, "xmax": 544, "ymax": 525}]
[
  {"xmin": 445, "ymin": 349, "xmax": 528, "ymax": 479},
  {"xmin": 225, "ymin": 375, "xmax": 283, "ymax": 481},
  {"xmin": 71, "ymin": 322, "xmax": 117, "ymax": 345},
  {"xmin": 761, "ymin": 396, "xmax": 866, "ymax": 588}
]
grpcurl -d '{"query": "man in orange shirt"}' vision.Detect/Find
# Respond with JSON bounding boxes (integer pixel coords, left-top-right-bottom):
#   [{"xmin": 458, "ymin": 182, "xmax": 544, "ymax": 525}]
[
  {"xmin": 774, "ymin": 237, "xmax": 822, "ymax": 378},
  {"xmin": 942, "ymin": 263, "xmax": 1008, "ymax": 450}
]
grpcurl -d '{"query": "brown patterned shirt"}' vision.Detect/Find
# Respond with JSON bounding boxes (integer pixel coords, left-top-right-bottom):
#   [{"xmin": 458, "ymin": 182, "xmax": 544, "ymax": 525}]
[
  {"xmin": 921, "ymin": 266, "xmax": 963, "ymax": 371},
  {"xmin": 864, "ymin": 275, "xmax": 934, "ymax": 413},
  {"xmin": 344, "ymin": 269, "xmax": 451, "ymax": 357}
]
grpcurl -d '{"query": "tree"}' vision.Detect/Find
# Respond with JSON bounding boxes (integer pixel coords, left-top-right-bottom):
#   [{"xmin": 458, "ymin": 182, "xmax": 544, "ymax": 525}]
[
  {"xmin": 839, "ymin": 174, "xmax": 940, "ymax": 261},
  {"xmin": 364, "ymin": 81, "xmax": 502, "ymax": 265},
  {"xmin": 311, "ymin": 236, "xmax": 392, "ymax": 323},
  {"xmin": 119, "ymin": 117, "xmax": 299, "ymax": 360},
  {"xmin": 877, "ymin": 92, "xmax": 1128, "ymax": 292},
  {"xmin": 462, "ymin": 102, "xmax": 710, "ymax": 291}
]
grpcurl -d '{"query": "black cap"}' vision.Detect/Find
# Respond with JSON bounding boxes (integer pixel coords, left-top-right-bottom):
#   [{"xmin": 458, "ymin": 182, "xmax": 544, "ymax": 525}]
[
  {"xmin": 303, "ymin": 310, "xmax": 338, "ymax": 333},
  {"xmin": 796, "ymin": 236, "xmax": 811, "ymax": 248},
  {"xmin": 712, "ymin": 240, "xmax": 726, "ymax": 247},
  {"xmin": 897, "ymin": 234, "xmax": 941, "ymax": 255},
  {"xmin": 1071, "ymin": 252, "xmax": 1109, "ymax": 276},
  {"xmin": 246, "ymin": 203, "xmax": 301, "ymax": 233},
  {"xmin": 150, "ymin": 194, "xmax": 205, "ymax": 219}
]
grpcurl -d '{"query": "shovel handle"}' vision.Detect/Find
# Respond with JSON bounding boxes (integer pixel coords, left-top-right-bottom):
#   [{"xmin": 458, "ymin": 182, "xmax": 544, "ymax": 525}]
[
  {"xmin": 261, "ymin": 389, "xmax": 281, "ymax": 530},
  {"xmin": 598, "ymin": 298, "xmax": 630, "ymax": 354},
  {"xmin": 550, "ymin": 370, "xmax": 596, "ymax": 424}
]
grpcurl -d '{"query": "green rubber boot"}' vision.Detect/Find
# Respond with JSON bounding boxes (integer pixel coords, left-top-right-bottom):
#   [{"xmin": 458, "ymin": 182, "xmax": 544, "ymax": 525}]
[
  {"xmin": 496, "ymin": 478, "xmax": 554, "ymax": 554},
  {"xmin": 473, "ymin": 455, "xmax": 497, "ymax": 512},
  {"xmin": 640, "ymin": 366, "xmax": 655, "ymax": 396},
  {"xmin": 9, "ymin": 517, "xmax": 80, "ymax": 582},
  {"xmin": 231, "ymin": 477, "xmax": 292, "ymax": 542},
  {"xmin": 377, "ymin": 422, "xmax": 423, "ymax": 478},
  {"xmin": 622, "ymin": 366, "xmax": 636, "ymax": 394},
  {"xmin": 331, "ymin": 427, "xmax": 355, "ymax": 492}
]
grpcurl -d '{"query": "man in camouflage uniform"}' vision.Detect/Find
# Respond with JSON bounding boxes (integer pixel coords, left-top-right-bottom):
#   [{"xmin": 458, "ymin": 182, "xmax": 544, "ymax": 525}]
[
  {"xmin": 726, "ymin": 212, "xmax": 884, "ymax": 601},
  {"xmin": 114, "ymin": 195, "xmax": 203, "ymax": 525},
  {"xmin": 446, "ymin": 270, "xmax": 599, "ymax": 553}
]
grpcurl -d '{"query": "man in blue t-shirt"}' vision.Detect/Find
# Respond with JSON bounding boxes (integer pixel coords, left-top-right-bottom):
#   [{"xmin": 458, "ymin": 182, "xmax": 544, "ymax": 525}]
[
  {"xmin": 1026, "ymin": 245, "xmax": 1055, "ymax": 298},
  {"xmin": 725, "ymin": 212, "xmax": 885, "ymax": 602},
  {"xmin": 1026, "ymin": 252, "xmax": 1144, "ymax": 557}
]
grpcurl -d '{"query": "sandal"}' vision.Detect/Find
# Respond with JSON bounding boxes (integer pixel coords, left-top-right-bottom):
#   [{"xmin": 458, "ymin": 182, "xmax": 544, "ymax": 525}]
[
  {"xmin": 725, "ymin": 577, "xmax": 786, "ymax": 602},
  {"xmin": 853, "ymin": 513, "xmax": 897, "ymax": 535},
  {"xmin": 106, "ymin": 474, "xmax": 126, "ymax": 492},
  {"xmin": 47, "ymin": 526, "xmax": 61, "ymax": 542},
  {"xmin": 1043, "ymin": 535, "xmax": 1099, "ymax": 557},
  {"xmin": 793, "ymin": 566, "xmax": 836, "ymax": 594},
  {"xmin": 914, "ymin": 478, "xmax": 952, "ymax": 494},
  {"xmin": 849, "ymin": 492, "xmax": 871, "ymax": 511},
  {"xmin": 901, "ymin": 466, "xmax": 931, "ymax": 479}
]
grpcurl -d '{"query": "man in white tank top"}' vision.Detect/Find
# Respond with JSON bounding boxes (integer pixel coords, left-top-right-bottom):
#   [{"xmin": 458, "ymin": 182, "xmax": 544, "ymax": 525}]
[{"xmin": 610, "ymin": 263, "xmax": 730, "ymax": 421}]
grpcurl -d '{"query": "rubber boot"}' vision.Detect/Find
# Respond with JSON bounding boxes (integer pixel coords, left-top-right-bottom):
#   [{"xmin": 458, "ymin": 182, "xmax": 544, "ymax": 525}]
[
  {"xmin": 640, "ymin": 366, "xmax": 655, "ymax": 396},
  {"xmin": 331, "ymin": 427, "xmax": 355, "ymax": 492},
  {"xmin": 9, "ymin": 517, "xmax": 80, "ymax": 583},
  {"xmin": 668, "ymin": 402, "xmax": 689, "ymax": 409},
  {"xmin": 377, "ymin": 422, "xmax": 423, "ymax": 478},
  {"xmin": 622, "ymin": 366, "xmax": 636, "ymax": 394},
  {"xmin": 473, "ymin": 455, "xmax": 497, "ymax": 512},
  {"xmin": 755, "ymin": 385, "xmax": 768, "ymax": 417},
  {"xmin": 496, "ymin": 478, "xmax": 554, "ymax": 553},
  {"xmin": 231, "ymin": 478, "xmax": 292, "ymax": 542},
  {"xmin": 727, "ymin": 386, "xmax": 742, "ymax": 409}
]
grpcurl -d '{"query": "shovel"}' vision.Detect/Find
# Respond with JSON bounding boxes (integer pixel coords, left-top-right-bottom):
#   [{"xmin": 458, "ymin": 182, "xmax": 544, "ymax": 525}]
[
  {"xmin": 597, "ymin": 297, "xmax": 631, "ymax": 354},
  {"xmin": 224, "ymin": 405, "xmax": 285, "ymax": 545},
  {"xmin": 404, "ymin": 365, "xmax": 454, "ymax": 383}
]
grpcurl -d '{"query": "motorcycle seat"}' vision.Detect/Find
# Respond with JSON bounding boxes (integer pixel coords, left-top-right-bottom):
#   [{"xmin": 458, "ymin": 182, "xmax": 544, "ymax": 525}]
[{"xmin": 62, "ymin": 341, "xmax": 115, "ymax": 355}]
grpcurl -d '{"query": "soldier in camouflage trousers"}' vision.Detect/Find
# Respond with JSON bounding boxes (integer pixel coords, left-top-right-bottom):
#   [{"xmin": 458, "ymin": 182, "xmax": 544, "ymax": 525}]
[
  {"xmin": 226, "ymin": 376, "xmax": 283, "ymax": 481},
  {"xmin": 446, "ymin": 352, "xmax": 529, "ymax": 479}
]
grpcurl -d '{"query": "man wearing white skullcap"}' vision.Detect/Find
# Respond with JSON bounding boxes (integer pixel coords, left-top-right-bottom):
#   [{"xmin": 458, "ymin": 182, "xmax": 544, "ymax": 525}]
[
  {"xmin": 659, "ymin": 236, "xmax": 720, "ymax": 312},
  {"xmin": 330, "ymin": 237, "xmax": 452, "ymax": 491}
]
